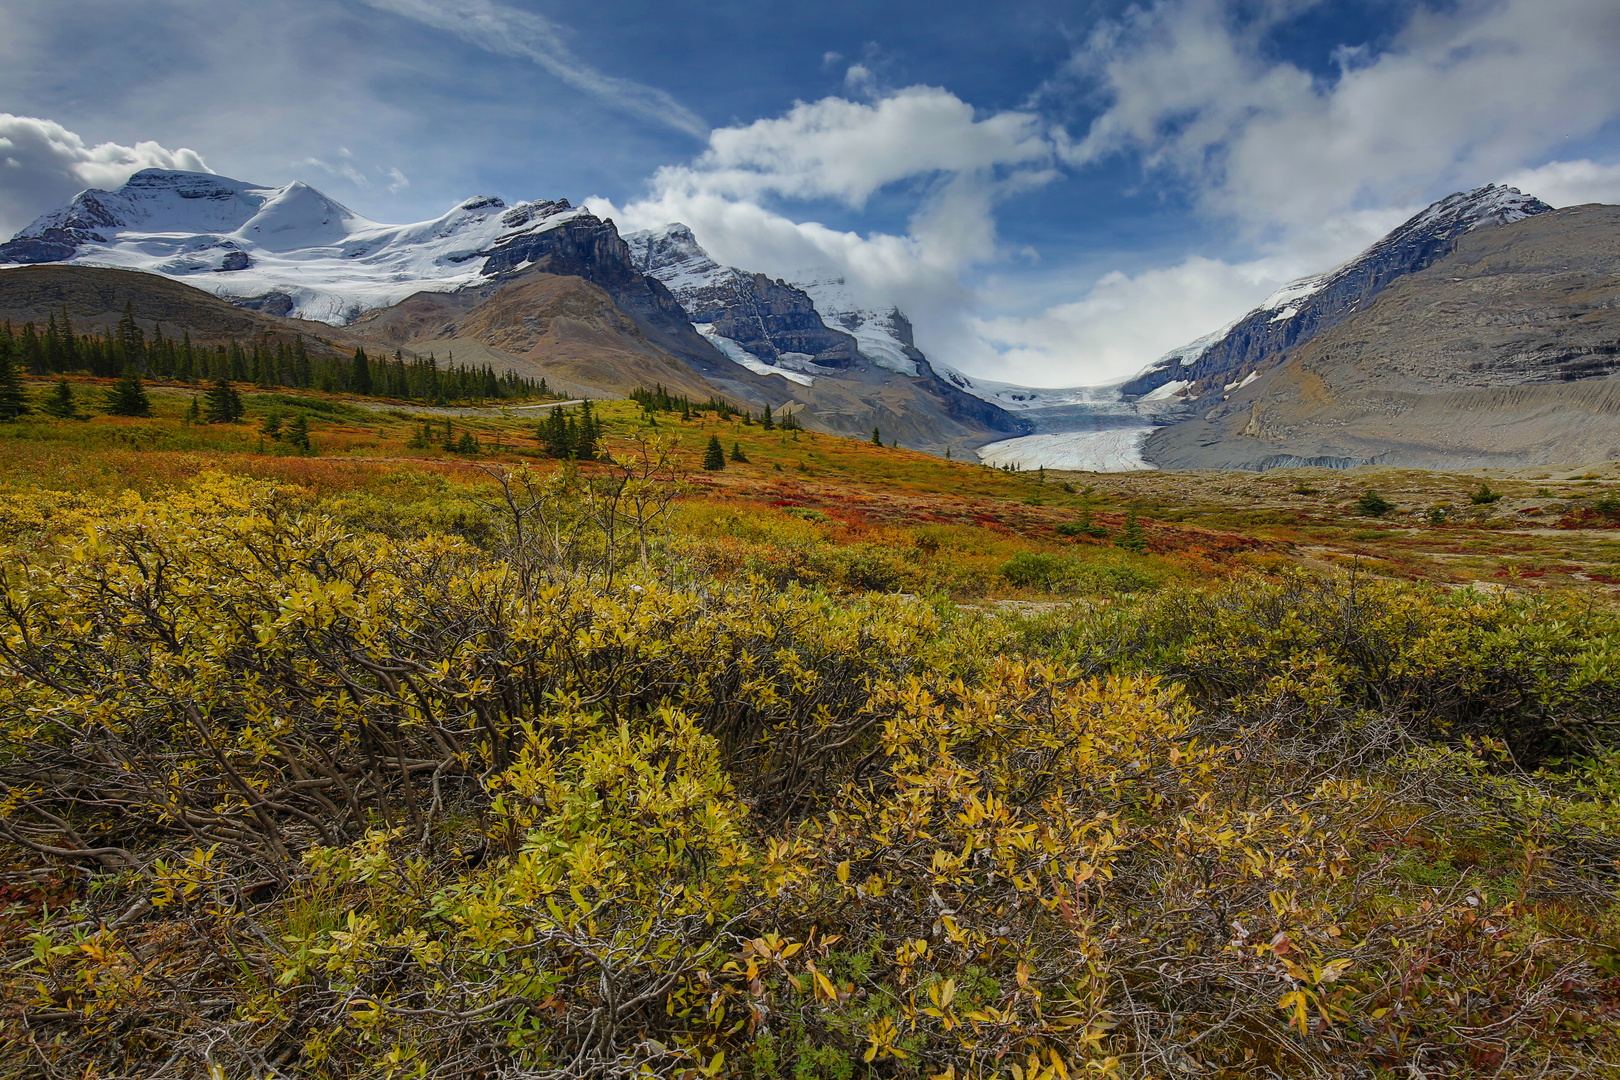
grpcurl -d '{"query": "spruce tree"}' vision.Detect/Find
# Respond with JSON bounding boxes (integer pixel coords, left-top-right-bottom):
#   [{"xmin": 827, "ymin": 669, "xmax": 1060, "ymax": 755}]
[
  {"xmin": 0, "ymin": 349, "xmax": 30, "ymax": 419},
  {"xmin": 285, "ymin": 413, "xmax": 311, "ymax": 451},
  {"xmin": 574, "ymin": 401, "xmax": 599, "ymax": 460},
  {"xmin": 730, "ymin": 441, "xmax": 747, "ymax": 463},
  {"xmin": 351, "ymin": 347, "xmax": 373, "ymax": 396},
  {"xmin": 1116, "ymin": 508, "xmax": 1147, "ymax": 554},
  {"xmin": 103, "ymin": 367, "xmax": 151, "ymax": 417},
  {"xmin": 761, "ymin": 403, "xmax": 774, "ymax": 430},
  {"xmin": 703, "ymin": 434, "xmax": 726, "ymax": 471},
  {"xmin": 42, "ymin": 378, "xmax": 76, "ymax": 419},
  {"xmin": 872, "ymin": 427, "xmax": 882, "ymax": 446},
  {"xmin": 203, "ymin": 378, "xmax": 244, "ymax": 423},
  {"xmin": 541, "ymin": 407, "xmax": 572, "ymax": 458}
]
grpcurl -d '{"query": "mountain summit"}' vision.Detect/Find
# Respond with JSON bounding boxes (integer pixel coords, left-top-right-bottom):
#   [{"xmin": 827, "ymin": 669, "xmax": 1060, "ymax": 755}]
[
  {"xmin": 1123, "ymin": 184, "xmax": 1554, "ymax": 402},
  {"xmin": 0, "ymin": 168, "xmax": 597, "ymax": 323}
]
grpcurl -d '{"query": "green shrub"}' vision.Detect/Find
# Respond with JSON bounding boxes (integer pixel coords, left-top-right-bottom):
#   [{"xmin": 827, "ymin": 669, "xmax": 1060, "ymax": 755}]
[{"xmin": 1354, "ymin": 489, "xmax": 1393, "ymax": 516}]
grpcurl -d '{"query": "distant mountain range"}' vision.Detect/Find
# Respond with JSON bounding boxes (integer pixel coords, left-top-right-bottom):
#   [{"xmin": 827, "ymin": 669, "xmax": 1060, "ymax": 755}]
[
  {"xmin": 0, "ymin": 169, "xmax": 1024, "ymax": 454},
  {"xmin": 3, "ymin": 169, "xmax": 1616, "ymax": 470}
]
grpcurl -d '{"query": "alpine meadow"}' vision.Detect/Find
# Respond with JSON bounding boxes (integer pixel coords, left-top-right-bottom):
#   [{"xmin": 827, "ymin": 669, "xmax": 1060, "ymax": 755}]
[{"xmin": 5, "ymin": 0, "xmax": 1620, "ymax": 1076}]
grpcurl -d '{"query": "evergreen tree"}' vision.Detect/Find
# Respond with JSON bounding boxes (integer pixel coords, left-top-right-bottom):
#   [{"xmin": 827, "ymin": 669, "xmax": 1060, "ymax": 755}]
[
  {"xmin": 1116, "ymin": 508, "xmax": 1148, "ymax": 554},
  {"xmin": 351, "ymin": 347, "xmax": 373, "ymax": 396},
  {"xmin": 42, "ymin": 378, "xmax": 76, "ymax": 419},
  {"xmin": 0, "ymin": 348, "xmax": 29, "ymax": 419},
  {"xmin": 285, "ymin": 413, "xmax": 311, "ymax": 451},
  {"xmin": 730, "ymin": 441, "xmax": 747, "ymax": 463},
  {"xmin": 872, "ymin": 426, "xmax": 882, "ymax": 446},
  {"xmin": 456, "ymin": 431, "xmax": 479, "ymax": 455},
  {"xmin": 115, "ymin": 302, "xmax": 145, "ymax": 369},
  {"xmin": 540, "ymin": 406, "xmax": 572, "ymax": 458},
  {"xmin": 703, "ymin": 434, "xmax": 726, "ymax": 471},
  {"xmin": 203, "ymin": 379, "xmax": 244, "ymax": 423},
  {"xmin": 574, "ymin": 401, "xmax": 600, "ymax": 460},
  {"xmin": 761, "ymin": 403, "xmax": 774, "ymax": 430},
  {"xmin": 103, "ymin": 367, "xmax": 152, "ymax": 417},
  {"xmin": 187, "ymin": 396, "xmax": 201, "ymax": 424},
  {"xmin": 260, "ymin": 411, "xmax": 284, "ymax": 441}
]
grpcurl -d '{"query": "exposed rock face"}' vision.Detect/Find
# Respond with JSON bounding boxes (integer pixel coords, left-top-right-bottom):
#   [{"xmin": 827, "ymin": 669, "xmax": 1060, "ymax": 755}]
[
  {"xmin": 625, "ymin": 225, "xmax": 861, "ymax": 370},
  {"xmin": 1145, "ymin": 204, "xmax": 1620, "ymax": 470},
  {"xmin": 477, "ymin": 208, "xmax": 738, "ymax": 381},
  {"xmin": 624, "ymin": 223, "xmax": 1028, "ymax": 454},
  {"xmin": 1124, "ymin": 185, "xmax": 1554, "ymax": 400},
  {"xmin": 231, "ymin": 291, "xmax": 296, "ymax": 316}
]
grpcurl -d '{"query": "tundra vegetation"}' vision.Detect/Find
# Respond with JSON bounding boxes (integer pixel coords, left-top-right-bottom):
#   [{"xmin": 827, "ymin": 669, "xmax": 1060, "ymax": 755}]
[{"xmin": 1, "ymin": 373, "xmax": 1620, "ymax": 1079}]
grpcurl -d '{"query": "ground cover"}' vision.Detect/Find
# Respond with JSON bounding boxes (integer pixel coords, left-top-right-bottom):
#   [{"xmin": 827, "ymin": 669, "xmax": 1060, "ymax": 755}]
[{"xmin": 1, "ymin": 377, "xmax": 1619, "ymax": 1078}]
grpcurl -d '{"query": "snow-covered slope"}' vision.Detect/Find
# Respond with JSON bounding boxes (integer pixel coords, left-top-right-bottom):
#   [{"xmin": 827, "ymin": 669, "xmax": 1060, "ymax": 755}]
[
  {"xmin": 0, "ymin": 169, "xmax": 593, "ymax": 323},
  {"xmin": 624, "ymin": 224, "xmax": 859, "ymax": 385},
  {"xmin": 1123, "ymin": 184, "xmax": 1553, "ymax": 398},
  {"xmin": 785, "ymin": 271, "xmax": 920, "ymax": 377}
]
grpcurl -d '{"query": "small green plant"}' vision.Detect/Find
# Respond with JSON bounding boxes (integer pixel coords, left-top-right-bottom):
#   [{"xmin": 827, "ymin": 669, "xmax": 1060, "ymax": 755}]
[
  {"xmin": 1056, "ymin": 509, "xmax": 1109, "ymax": 539},
  {"xmin": 1428, "ymin": 505, "xmax": 1449, "ymax": 525},
  {"xmin": 1115, "ymin": 507, "xmax": 1148, "ymax": 552},
  {"xmin": 1472, "ymin": 483, "xmax": 1503, "ymax": 505},
  {"xmin": 1292, "ymin": 481, "xmax": 1319, "ymax": 495},
  {"xmin": 1354, "ymin": 490, "xmax": 1393, "ymax": 517},
  {"xmin": 730, "ymin": 441, "xmax": 748, "ymax": 463}
]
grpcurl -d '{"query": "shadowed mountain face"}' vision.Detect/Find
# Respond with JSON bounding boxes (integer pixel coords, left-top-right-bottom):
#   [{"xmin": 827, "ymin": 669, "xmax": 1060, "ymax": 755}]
[
  {"xmin": 1146, "ymin": 204, "xmax": 1620, "ymax": 470},
  {"xmin": 1124, "ymin": 185, "xmax": 1554, "ymax": 402}
]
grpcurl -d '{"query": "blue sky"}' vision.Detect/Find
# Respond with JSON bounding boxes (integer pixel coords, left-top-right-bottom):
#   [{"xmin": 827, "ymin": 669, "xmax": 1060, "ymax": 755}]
[{"xmin": 2, "ymin": 0, "xmax": 1619, "ymax": 384}]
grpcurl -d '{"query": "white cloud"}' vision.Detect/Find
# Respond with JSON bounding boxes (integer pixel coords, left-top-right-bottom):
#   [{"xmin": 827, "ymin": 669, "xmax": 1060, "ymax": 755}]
[
  {"xmin": 356, "ymin": 0, "xmax": 708, "ymax": 138},
  {"xmin": 588, "ymin": 83, "xmax": 1058, "ymax": 370},
  {"xmin": 969, "ymin": 255, "xmax": 1302, "ymax": 385},
  {"xmin": 387, "ymin": 167, "xmax": 411, "ymax": 193},
  {"xmin": 971, "ymin": 0, "xmax": 1620, "ymax": 385},
  {"xmin": 1065, "ymin": 0, "xmax": 1620, "ymax": 232},
  {"xmin": 0, "ymin": 113, "xmax": 211, "ymax": 236},
  {"xmin": 1502, "ymin": 159, "xmax": 1620, "ymax": 208}
]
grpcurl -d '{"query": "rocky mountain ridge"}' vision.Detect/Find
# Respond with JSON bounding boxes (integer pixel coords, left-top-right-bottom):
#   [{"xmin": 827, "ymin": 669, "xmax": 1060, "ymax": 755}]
[
  {"xmin": 1123, "ymin": 185, "xmax": 1555, "ymax": 402},
  {"xmin": 0, "ymin": 170, "xmax": 1026, "ymax": 455},
  {"xmin": 1146, "ymin": 203, "xmax": 1620, "ymax": 470}
]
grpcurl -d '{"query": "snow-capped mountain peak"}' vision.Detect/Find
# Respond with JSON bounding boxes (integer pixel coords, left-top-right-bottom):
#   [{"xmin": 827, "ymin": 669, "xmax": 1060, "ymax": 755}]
[{"xmin": 1, "ymin": 169, "xmax": 596, "ymax": 323}]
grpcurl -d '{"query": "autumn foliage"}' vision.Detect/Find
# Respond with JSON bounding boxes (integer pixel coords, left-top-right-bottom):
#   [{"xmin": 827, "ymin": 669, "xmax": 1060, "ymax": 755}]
[{"xmin": 0, "ymin": 473, "xmax": 1618, "ymax": 1078}]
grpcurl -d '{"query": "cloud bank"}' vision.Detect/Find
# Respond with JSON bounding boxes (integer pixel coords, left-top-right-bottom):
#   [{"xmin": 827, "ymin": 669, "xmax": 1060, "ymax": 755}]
[{"xmin": 0, "ymin": 113, "xmax": 211, "ymax": 236}]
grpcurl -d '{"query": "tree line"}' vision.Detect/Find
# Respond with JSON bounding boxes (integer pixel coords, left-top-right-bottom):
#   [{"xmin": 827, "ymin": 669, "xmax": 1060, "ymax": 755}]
[
  {"xmin": 630, "ymin": 383, "xmax": 800, "ymax": 429},
  {"xmin": 0, "ymin": 304, "xmax": 549, "ymax": 404}
]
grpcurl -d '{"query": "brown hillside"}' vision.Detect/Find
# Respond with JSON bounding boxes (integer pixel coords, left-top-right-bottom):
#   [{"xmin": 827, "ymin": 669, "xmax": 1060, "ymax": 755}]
[
  {"xmin": 1147, "ymin": 204, "xmax": 1620, "ymax": 469},
  {"xmin": 351, "ymin": 272, "xmax": 722, "ymax": 400},
  {"xmin": 0, "ymin": 265, "xmax": 374, "ymax": 361}
]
